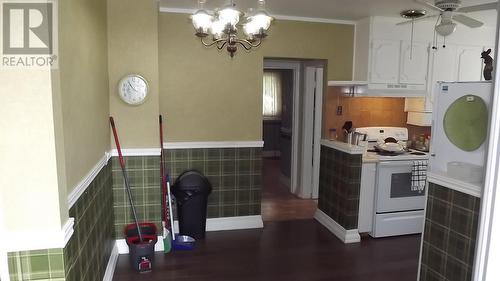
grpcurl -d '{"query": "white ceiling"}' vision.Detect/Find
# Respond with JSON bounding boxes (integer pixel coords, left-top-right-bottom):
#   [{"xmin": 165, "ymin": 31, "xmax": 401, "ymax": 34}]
[{"xmin": 160, "ymin": 0, "xmax": 498, "ymax": 26}]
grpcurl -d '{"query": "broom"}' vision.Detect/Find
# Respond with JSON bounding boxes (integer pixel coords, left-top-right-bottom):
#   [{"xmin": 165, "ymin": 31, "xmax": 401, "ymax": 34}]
[{"xmin": 159, "ymin": 115, "xmax": 172, "ymax": 253}]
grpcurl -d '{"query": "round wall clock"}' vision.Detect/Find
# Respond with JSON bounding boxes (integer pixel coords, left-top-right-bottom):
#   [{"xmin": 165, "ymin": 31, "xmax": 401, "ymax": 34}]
[{"xmin": 118, "ymin": 74, "xmax": 149, "ymax": 105}]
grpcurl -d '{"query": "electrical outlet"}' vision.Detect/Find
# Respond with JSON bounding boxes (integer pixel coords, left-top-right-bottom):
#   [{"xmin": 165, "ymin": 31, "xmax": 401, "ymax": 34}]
[{"xmin": 337, "ymin": 106, "xmax": 343, "ymax": 116}]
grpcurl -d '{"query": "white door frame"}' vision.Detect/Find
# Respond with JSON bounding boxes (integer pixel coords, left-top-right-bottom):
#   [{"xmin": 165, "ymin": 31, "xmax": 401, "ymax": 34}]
[
  {"xmin": 302, "ymin": 66, "xmax": 324, "ymax": 199},
  {"xmin": 263, "ymin": 60, "xmax": 301, "ymax": 195},
  {"xmin": 473, "ymin": 5, "xmax": 500, "ymax": 280}
]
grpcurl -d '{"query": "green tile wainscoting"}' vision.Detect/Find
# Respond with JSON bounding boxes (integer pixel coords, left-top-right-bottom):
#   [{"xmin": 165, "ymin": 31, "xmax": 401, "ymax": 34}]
[
  {"xmin": 318, "ymin": 145, "xmax": 362, "ymax": 230},
  {"xmin": 7, "ymin": 249, "xmax": 65, "ymax": 281},
  {"xmin": 112, "ymin": 147, "xmax": 262, "ymax": 239},
  {"xmin": 7, "ymin": 163, "xmax": 114, "ymax": 281},
  {"xmin": 64, "ymin": 163, "xmax": 114, "ymax": 281},
  {"xmin": 419, "ymin": 182, "xmax": 480, "ymax": 281}
]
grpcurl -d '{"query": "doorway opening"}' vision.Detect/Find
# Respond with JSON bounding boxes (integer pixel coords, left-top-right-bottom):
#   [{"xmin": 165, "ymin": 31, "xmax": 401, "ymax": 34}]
[{"xmin": 260, "ymin": 59, "xmax": 324, "ymax": 222}]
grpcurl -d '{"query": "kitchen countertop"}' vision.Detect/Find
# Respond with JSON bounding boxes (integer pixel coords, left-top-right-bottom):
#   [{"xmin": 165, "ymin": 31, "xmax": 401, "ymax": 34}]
[
  {"xmin": 362, "ymin": 153, "xmax": 379, "ymax": 163},
  {"xmin": 321, "ymin": 139, "xmax": 365, "ymax": 155}
]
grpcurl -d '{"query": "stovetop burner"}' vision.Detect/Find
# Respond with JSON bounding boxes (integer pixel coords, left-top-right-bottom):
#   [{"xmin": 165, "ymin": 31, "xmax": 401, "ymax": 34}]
[{"xmin": 367, "ymin": 149, "xmax": 406, "ymax": 156}]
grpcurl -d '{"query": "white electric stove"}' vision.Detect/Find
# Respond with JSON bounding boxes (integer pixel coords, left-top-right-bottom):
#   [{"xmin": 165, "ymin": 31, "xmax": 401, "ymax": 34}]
[{"xmin": 355, "ymin": 127, "xmax": 430, "ymax": 238}]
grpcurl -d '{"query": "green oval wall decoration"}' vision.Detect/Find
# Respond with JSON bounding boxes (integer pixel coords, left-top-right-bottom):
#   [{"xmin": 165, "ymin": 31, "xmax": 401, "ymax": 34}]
[{"xmin": 444, "ymin": 95, "xmax": 488, "ymax": 152}]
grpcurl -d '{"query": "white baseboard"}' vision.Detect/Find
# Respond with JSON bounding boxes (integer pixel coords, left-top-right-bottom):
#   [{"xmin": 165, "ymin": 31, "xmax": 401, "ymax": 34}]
[
  {"xmin": 102, "ymin": 242, "xmax": 118, "ymax": 281},
  {"xmin": 314, "ymin": 209, "xmax": 360, "ymax": 244},
  {"xmin": 205, "ymin": 215, "xmax": 263, "ymax": 231},
  {"xmin": 116, "ymin": 215, "xmax": 264, "ymax": 254},
  {"xmin": 279, "ymin": 173, "xmax": 291, "ymax": 188}
]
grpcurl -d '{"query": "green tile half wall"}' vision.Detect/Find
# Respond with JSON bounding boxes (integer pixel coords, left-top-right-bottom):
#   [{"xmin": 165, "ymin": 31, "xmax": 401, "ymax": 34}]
[
  {"xmin": 419, "ymin": 183, "xmax": 480, "ymax": 281},
  {"xmin": 318, "ymin": 145, "xmax": 362, "ymax": 230},
  {"xmin": 112, "ymin": 147, "xmax": 262, "ymax": 239},
  {"xmin": 7, "ymin": 163, "xmax": 114, "ymax": 281}
]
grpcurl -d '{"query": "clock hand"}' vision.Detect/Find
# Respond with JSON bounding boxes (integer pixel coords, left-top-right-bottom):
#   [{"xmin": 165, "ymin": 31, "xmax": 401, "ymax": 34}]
[{"xmin": 127, "ymin": 81, "xmax": 138, "ymax": 92}]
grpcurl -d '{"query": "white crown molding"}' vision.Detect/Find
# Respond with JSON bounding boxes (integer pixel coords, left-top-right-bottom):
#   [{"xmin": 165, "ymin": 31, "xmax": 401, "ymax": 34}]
[
  {"xmin": 67, "ymin": 152, "xmax": 111, "ymax": 209},
  {"xmin": 3, "ymin": 218, "xmax": 75, "ymax": 252},
  {"xmin": 272, "ymin": 14, "xmax": 356, "ymax": 25},
  {"xmin": 159, "ymin": 7, "xmax": 356, "ymax": 25},
  {"xmin": 314, "ymin": 209, "xmax": 361, "ymax": 244},
  {"xmin": 110, "ymin": 148, "xmax": 161, "ymax": 157},
  {"xmin": 164, "ymin": 141, "xmax": 264, "ymax": 149},
  {"xmin": 116, "ymin": 216, "xmax": 263, "ymax": 254},
  {"xmin": 427, "ymin": 172, "xmax": 482, "ymax": 198},
  {"xmin": 102, "ymin": 242, "xmax": 118, "ymax": 281}
]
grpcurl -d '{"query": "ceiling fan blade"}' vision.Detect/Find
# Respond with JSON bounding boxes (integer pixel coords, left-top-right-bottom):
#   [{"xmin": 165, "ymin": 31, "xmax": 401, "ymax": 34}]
[
  {"xmin": 396, "ymin": 15, "xmax": 438, "ymax": 26},
  {"xmin": 457, "ymin": 2, "xmax": 498, "ymax": 13},
  {"xmin": 414, "ymin": 0, "xmax": 444, "ymax": 12},
  {"xmin": 453, "ymin": 14, "xmax": 484, "ymax": 28}
]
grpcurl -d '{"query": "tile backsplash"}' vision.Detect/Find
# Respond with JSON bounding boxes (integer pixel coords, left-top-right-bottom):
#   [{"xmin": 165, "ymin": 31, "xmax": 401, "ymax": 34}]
[{"xmin": 324, "ymin": 86, "xmax": 408, "ymax": 139}]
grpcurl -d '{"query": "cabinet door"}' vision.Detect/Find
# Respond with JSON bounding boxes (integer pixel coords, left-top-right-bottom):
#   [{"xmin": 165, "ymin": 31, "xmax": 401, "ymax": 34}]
[
  {"xmin": 432, "ymin": 44, "xmax": 458, "ymax": 82},
  {"xmin": 399, "ymin": 41, "xmax": 429, "ymax": 85},
  {"xmin": 370, "ymin": 40, "xmax": 400, "ymax": 84},
  {"xmin": 426, "ymin": 44, "xmax": 459, "ymax": 111},
  {"xmin": 359, "ymin": 163, "xmax": 376, "ymax": 233},
  {"xmin": 457, "ymin": 46, "xmax": 483, "ymax": 81}
]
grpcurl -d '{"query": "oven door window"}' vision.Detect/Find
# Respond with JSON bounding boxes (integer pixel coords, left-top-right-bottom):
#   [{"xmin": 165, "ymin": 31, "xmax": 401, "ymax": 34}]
[{"xmin": 390, "ymin": 173, "xmax": 423, "ymax": 198}]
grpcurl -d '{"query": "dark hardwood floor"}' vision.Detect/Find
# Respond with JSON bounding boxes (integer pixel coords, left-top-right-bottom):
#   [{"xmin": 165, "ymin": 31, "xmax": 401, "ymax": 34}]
[
  {"xmin": 113, "ymin": 220, "xmax": 421, "ymax": 281},
  {"xmin": 261, "ymin": 158, "xmax": 317, "ymax": 221}
]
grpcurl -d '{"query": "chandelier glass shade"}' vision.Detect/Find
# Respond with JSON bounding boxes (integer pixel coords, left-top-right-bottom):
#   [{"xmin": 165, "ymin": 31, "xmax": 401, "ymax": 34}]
[{"xmin": 191, "ymin": 0, "xmax": 273, "ymax": 57}]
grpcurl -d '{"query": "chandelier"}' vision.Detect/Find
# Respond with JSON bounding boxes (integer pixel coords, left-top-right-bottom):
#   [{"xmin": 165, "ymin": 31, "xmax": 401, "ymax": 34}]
[{"xmin": 191, "ymin": 0, "xmax": 273, "ymax": 58}]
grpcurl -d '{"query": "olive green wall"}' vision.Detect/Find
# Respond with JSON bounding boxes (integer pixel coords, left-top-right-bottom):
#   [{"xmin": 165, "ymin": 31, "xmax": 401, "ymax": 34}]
[
  {"xmin": 159, "ymin": 13, "xmax": 354, "ymax": 141},
  {"xmin": 58, "ymin": 0, "xmax": 110, "ymax": 193},
  {"xmin": 107, "ymin": 0, "xmax": 160, "ymax": 148}
]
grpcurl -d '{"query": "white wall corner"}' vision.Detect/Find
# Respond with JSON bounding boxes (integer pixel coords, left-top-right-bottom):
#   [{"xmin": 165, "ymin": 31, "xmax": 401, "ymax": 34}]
[
  {"xmin": 102, "ymin": 242, "xmax": 119, "ymax": 281},
  {"xmin": 3, "ymin": 217, "xmax": 75, "ymax": 252},
  {"xmin": 314, "ymin": 209, "xmax": 361, "ymax": 244},
  {"xmin": 0, "ymin": 250, "xmax": 10, "ymax": 281},
  {"xmin": 62, "ymin": 217, "xmax": 75, "ymax": 246}
]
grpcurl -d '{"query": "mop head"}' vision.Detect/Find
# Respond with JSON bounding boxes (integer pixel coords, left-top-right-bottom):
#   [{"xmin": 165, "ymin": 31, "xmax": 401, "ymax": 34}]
[{"xmin": 163, "ymin": 229, "xmax": 172, "ymax": 253}]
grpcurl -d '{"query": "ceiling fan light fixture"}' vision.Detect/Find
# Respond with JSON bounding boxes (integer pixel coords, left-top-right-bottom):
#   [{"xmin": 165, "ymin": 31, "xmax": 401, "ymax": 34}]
[
  {"xmin": 400, "ymin": 9, "xmax": 427, "ymax": 19},
  {"xmin": 435, "ymin": 21, "xmax": 457, "ymax": 36}
]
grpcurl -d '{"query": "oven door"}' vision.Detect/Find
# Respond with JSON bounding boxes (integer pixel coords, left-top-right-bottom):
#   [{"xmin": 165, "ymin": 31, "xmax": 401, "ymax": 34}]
[{"xmin": 376, "ymin": 161, "xmax": 426, "ymax": 213}]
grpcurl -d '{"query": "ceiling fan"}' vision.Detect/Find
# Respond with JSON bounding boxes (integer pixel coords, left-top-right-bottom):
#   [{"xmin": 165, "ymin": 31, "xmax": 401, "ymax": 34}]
[{"xmin": 398, "ymin": 0, "xmax": 498, "ymax": 36}]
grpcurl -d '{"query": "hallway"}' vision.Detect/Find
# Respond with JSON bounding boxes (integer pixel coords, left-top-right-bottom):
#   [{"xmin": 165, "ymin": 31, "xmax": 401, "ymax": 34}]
[{"xmin": 261, "ymin": 158, "xmax": 317, "ymax": 221}]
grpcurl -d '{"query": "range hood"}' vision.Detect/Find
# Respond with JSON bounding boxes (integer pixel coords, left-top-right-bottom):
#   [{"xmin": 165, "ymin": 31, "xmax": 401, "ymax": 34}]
[{"xmin": 328, "ymin": 81, "xmax": 426, "ymax": 97}]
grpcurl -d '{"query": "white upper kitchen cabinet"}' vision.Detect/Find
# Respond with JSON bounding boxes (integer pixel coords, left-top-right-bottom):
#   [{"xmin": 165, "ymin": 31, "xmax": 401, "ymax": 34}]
[
  {"xmin": 370, "ymin": 40, "xmax": 429, "ymax": 85},
  {"xmin": 457, "ymin": 45, "xmax": 484, "ymax": 81},
  {"xmin": 370, "ymin": 40, "xmax": 400, "ymax": 84},
  {"xmin": 400, "ymin": 41, "xmax": 429, "ymax": 85},
  {"xmin": 353, "ymin": 17, "xmax": 429, "ymax": 96}
]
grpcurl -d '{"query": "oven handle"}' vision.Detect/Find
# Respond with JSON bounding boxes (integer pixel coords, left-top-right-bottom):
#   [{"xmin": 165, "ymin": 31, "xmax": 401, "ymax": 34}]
[{"xmin": 378, "ymin": 161, "xmax": 416, "ymax": 168}]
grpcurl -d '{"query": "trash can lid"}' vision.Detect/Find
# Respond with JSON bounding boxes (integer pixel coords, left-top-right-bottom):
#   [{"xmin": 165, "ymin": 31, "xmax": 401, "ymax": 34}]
[{"xmin": 172, "ymin": 170, "xmax": 212, "ymax": 195}]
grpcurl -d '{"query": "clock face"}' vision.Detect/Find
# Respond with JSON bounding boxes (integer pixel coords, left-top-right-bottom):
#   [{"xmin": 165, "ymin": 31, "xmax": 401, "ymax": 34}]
[{"xmin": 118, "ymin": 75, "xmax": 148, "ymax": 105}]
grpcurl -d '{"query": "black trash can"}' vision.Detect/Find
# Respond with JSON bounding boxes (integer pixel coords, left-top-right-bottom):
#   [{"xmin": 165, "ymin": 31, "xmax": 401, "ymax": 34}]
[{"xmin": 172, "ymin": 170, "xmax": 212, "ymax": 239}]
